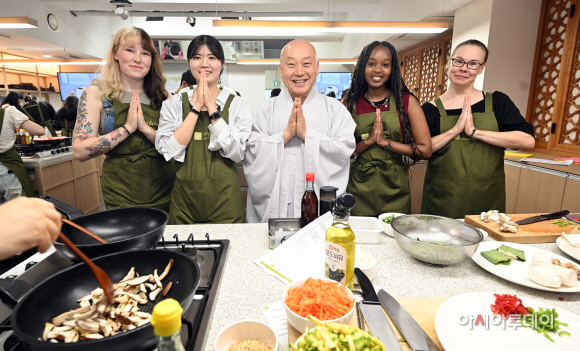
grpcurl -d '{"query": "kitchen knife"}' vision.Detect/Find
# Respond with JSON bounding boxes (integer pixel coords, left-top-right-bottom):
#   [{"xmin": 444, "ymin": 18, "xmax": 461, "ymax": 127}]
[
  {"xmin": 515, "ymin": 210, "xmax": 570, "ymax": 225},
  {"xmin": 566, "ymin": 213, "xmax": 580, "ymax": 225},
  {"xmin": 354, "ymin": 268, "xmax": 403, "ymax": 351},
  {"xmin": 378, "ymin": 289, "xmax": 441, "ymax": 351}
]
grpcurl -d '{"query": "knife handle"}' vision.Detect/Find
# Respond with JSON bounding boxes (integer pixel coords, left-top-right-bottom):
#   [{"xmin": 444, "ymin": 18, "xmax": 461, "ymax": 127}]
[
  {"xmin": 548, "ymin": 210, "xmax": 570, "ymax": 219},
  {"xmin": 354, "ymin": 268, "xmax": 380, "ymax": 304}
]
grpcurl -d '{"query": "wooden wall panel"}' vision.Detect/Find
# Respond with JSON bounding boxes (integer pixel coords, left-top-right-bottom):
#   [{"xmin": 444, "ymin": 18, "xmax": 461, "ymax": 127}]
[
  {"xmin": 419, "ymin": 44, "xmax": 441, "ymax": 104},
  {"xmin": 561, "ymin": 176, "xmax": 580, "ymax": 211}
]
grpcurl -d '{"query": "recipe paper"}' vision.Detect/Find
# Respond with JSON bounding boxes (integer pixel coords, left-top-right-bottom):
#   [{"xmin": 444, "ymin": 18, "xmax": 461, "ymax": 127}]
[
  {"xmin": 520, "ymin": 157, "xmax": 574, "ymax": 166},
  {"xmin": 261, "ymin": 301, "xmax": 289, "ymax": 351},
  {"xmin": 254, "ymin": 212, "xmax": 333, "ymax": 285}
]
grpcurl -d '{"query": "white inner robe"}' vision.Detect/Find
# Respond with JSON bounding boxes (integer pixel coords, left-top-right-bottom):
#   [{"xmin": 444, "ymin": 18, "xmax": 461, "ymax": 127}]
[{"xmin": 243, "ymin": 85, "xmax": 356, "ymax": 223}]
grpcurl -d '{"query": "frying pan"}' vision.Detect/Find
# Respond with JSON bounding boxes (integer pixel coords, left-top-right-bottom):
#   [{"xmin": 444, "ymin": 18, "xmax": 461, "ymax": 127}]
[
  {"xmin": 41, "ymin": 195, "xmax": 168, "ymax": 262},
  {"xmin": 0, "ymin": 249, "xmax": 200, "ymax": 351}
]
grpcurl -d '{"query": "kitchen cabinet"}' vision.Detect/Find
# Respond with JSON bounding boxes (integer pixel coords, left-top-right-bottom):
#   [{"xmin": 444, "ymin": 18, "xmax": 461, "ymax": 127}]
[
  {"xmin": 562, "ymin": 174, "xmax": 580, "ymax": 212},
  {"xmin": 514, "ymin": 165, "xmax": 568, "ymax": 213},
  {"xmin": 24, "ymin": 155, "xmax": 103, "ymax": 214},
  {"xmin": 504, "ymin": 161, "xmax": 523, "ymax": 213}
]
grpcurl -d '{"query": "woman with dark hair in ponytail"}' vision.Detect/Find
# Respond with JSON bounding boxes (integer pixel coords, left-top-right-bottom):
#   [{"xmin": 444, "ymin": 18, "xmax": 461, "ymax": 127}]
[
  {"xmin": 53, "ymin": 96, "xmax": 79, "ymax": 137},
  {"xmin": 343, "ymin": 41, "xmax": 431, "ymax": 216}
]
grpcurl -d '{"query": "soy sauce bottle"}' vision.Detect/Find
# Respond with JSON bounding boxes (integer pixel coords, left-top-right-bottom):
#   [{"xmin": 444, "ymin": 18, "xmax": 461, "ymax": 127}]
[
  {"xmin": 325, "ymin": 193, "xmax": 356, "ymax": 290},
  {"xmin": 320, "ymin": 186, "xmax": 338, "ymax": 216},
  {"xmin": 301, "ymin": 172, "xmax": 318, "ymax": 227}
]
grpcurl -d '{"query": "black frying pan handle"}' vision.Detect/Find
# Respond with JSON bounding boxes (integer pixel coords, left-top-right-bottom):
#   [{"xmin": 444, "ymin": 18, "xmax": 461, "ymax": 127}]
[
  {"xmin": 0, "ymin": 325, "xmax": 11, "ymax": 332},
  {"xmin": 0, "ymin": 279, "xmax": 32, "ymax": 308},
  {"xmin": 40, "ymin": 195, "xmax": 85, "ymax": 220},
  {"xmin": 182, "ymin": 318, "xmax": 193, "ymax": 341}
]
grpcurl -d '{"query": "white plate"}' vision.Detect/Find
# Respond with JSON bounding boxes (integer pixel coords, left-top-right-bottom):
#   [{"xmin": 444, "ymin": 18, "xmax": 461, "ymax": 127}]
[
  {"xmin": 472, "ymin": 241, "xmax": 580, "ymax": 292},
  {"xmin": 556, "ymin": 234, "xmax": 580, "ymax": 262},
  {"xmin": 435, "ymin": 292, "xmax": 580, "ymax": 351}
]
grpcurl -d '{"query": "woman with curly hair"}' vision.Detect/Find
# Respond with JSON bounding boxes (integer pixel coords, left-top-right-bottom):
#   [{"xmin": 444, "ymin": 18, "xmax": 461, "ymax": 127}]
[
  {"xmin": 72, "ymin": 26, "xmax": 174, "ymax": 211},
  {"xmin": 343, "ymin": 41, "xmax": 432, "ymax": 216}
]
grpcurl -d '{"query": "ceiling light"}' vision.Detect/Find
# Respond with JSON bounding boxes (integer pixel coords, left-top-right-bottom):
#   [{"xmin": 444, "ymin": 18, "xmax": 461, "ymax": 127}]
[
  {"xmin": 0, "ymin": 59, "xmax": 104, "ymax": 65},
  {"xmin": 0, "ymin": 17, "xmax": 38, "ymax": 29},
  {"xmin": 213, "ymin": 20, "xmax": 447, "ymax": 34},
  {"xmin": 42, "ymin": 55, "xmax": 52, "ymax": 58},
  {"xmin": 115, "ymin": 7, "xmax": 129, "ymax": 20}
]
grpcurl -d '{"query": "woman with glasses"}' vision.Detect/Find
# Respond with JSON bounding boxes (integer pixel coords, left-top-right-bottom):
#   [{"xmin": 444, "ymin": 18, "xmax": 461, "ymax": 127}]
[{"xmin": 421, "ymin": 39, "xmax": 535, "ymax": 219}]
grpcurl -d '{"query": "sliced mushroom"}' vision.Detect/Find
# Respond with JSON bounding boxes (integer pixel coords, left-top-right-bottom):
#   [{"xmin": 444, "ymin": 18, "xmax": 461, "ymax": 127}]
[
  {"xmin": 103, "ymin": 325, "xmax": 113, "ymax": 337},
  {"xmin": 140, "ymin": 283, "xmax": 146, "ymax": 293},
  {"xmin": 76, "ymin": 308, "xmax": 98, "ymax": 320},
  {"xmin": 82, "ymin": 333, "xmax": 104, "ymax": 340},
  {"xmin": 121, "ymin": 267, "xmax": 135, "ymax": 282},
  {"xmin": 159, "ymin": 259, "xmax": 174, "ymax": 281},
  {"xmin": 64, "ymin": 331, "xmax": 78, "ymax": 343},
  {"xmin": 161, "ymin": 282, "xmax": 173, "ymax": 297},
  {"xmin": 76, "ymin": 319, "xmax": 99, "ymax": 332},
  {"xmin": 154, "ymin": 269, "xmax": 162, "ymax": 289},
  {"xmin": 52, "ymin": 305, "xmax": 91, "ymax": 326},
  {"xmin": 137, "ymin": 319, "xmax": 150, "ymax": 327},
  {"xmin": 115, "ymin": 313, "xmax": 132, "ymax": 325},
  {"xmin": 117, "ymin": 291, "xmax": 147, "ymax": 305},
  {"xmin": 124, "ymin": 275, "xmax": 151, "ymax": 286},
  {"xmin": 149, "ymin": 287, "xmax": 161, "ymax": 301},
  {"xmin": 134, "ymin": 312, "xmax": 152, "ymax": 319},
  {"xmin": 145, "ymin": 283, "xmax": 156, "ymax": 291},
  {"xmin": 91, "ymin": 288, "xmax": 103, "ymax": 297},
  {"xmin": 43, "ymin": 323, "xmax": 55, "ymax": 341}
]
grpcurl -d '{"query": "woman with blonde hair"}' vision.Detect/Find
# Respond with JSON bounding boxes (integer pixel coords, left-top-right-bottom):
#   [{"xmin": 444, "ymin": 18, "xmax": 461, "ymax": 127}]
[{"xmin": 72, "ymin": 27, "xmax": 174, "ymax": 211}]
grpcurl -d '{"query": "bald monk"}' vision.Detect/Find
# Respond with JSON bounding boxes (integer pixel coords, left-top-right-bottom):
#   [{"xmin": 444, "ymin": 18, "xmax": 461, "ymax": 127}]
[{"xmin": 243, "ymin": 40, "xmax": 356, "ymax": 223}]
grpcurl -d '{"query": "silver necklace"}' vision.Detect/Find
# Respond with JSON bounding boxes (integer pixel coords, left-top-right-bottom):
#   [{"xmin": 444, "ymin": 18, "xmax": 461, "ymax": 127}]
[{"xmin": 365, "ymin": 92, "xmax": 390, "ymax": 108}]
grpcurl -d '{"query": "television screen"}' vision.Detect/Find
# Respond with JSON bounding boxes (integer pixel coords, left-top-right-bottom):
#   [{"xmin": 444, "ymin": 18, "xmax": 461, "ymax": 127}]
[
  {"xmin": 315, "ymin": 72, "xmax": 352, "ymax": 100},
  {"xmin": 57, "ymin": 72, "xmax": 101, "ymax": 101}
]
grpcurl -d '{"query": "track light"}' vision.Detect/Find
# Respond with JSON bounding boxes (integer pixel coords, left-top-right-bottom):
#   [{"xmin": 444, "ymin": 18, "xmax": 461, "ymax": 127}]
[
  {"xmin": 115, "ymin": 6, "xmax": 129, "ymax": 20},
  {"xmin": 186, "ymin": 17, "xmax": 196, "ymax": 27}
]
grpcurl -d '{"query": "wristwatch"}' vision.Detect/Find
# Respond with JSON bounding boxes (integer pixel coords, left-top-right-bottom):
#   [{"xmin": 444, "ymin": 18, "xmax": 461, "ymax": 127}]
[{"xmin": 210, "ymin": 111, "xmax": 222, "ymax": 121}]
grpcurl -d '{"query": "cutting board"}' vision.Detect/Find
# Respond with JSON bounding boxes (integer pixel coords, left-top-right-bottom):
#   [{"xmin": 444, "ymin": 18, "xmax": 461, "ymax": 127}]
[
  {"xmin": 288, "ymin": 297, "xmax": 448, "ymax": 351},
  {"xmin": 465, "ymin": 214, "xmax": 580, "ymax": 243}
]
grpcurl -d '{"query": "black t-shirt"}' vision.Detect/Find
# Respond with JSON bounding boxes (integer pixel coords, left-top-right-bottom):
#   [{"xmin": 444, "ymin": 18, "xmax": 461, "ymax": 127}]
[
  {"xmin": 22, "ymin": 101, "xmax": 56, "ymax": 124},
  {"xmin": 421, "ymin": 91, "xmax": 534, "ymax": 138}
]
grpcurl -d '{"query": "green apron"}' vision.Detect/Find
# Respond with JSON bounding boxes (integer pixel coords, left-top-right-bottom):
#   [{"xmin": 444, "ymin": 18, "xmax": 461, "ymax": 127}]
[
  {"xmin": 347, "ymin": 92, "xmax": 411, "ymax": 216},
  {"xmin": 101, "ymin": 101, "xmax": 174, "ymax": 212},
  {"xmin": 168, "ymin": 92, "xmax": 245, "ymax": 224},
  {"xmin": 23, "ymin": 102, "xmax": 57, "ymax": 136},
  {"xmin": 61, "ymin": 120, "xmax": 73, "ymax": 138},
  {"xmin": 0, "ymin": 109, "xmax": 34, "ymax": 197},
  {"xmin": 421, "ymin": 93, "xmax": 505, "ymax": 219}
]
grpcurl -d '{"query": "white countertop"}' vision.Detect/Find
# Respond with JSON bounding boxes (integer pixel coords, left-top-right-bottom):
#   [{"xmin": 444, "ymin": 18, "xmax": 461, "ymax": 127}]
[
  {"xmin": 161, "ymin": 224, "xmax": 580, "ymax": 351},
  {"xmin": 21, "ymin": 151, "xmax": 75, "ymax": 168}
]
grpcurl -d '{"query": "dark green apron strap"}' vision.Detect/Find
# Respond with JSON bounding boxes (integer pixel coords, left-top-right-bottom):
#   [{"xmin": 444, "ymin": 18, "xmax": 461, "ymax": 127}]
[
  {"xmin": 22, "ymin": 106, "xmax": 34, "ymax": 121},
  {"xmin": 0, "ymin": 146, "xmax": 34, "ymax": 197},
  {"xmin": 434, "ymin": 98, "xmax": 448, "ymax": 118},
  {"xmin": 485, "ymin": 92, "xmax": 493, "ymax": 113},
  {"xmin": 220, "ymin": 94, "xmax": 235, "ymax": 123},
  {"xmin": 181, "ymin": 92, "xmax": 189, "ymax": 121}
]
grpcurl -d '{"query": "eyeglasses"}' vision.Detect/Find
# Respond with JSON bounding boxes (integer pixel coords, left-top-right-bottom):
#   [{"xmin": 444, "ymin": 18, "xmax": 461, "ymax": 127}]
[{"xmin": 451, "ymin": 58, "xmax": 483, "ymax": 70}]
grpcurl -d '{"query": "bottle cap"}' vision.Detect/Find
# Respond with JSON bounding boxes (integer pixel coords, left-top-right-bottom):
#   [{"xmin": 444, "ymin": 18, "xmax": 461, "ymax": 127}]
[
  {"xmin": 305, "ymin": 172, "xmax": 315, "ymax": 182},
  {"xmin": 333, "ymin": 193, "xmax": 356, "ymax": 215},
  {"xmin": 150, "ymin": 298, "xmax": 183, "ymax": 337}
]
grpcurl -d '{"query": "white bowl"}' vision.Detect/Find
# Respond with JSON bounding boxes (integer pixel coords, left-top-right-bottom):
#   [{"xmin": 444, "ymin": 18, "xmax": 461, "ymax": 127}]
[
  {"xmin": 349, "ymin": 216, "xmax": 383, "ymax": 244},
  {"xmin": 378, "ymin": 213, "xmax": 405, "ymax": 237},
  {"xmin": 354, "ymin": 250, "xmax": 378, "ymax": 283},
  {"xmin": 282, "ymin": 278, "xmax": 355, "ymax": 333},
  {"xmin": 214, "ymin": 320, "xmax": 278, "ymax": 351}
]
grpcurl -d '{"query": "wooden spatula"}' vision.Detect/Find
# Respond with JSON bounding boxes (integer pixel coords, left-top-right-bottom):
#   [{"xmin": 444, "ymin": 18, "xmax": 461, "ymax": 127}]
[
  {"xmin": 58, "ymin": 233, "xmax": 115, "ymax": 304},
  {"xmin": 62, "ymin": 219, "xmax": 107, "ymax": 244}
]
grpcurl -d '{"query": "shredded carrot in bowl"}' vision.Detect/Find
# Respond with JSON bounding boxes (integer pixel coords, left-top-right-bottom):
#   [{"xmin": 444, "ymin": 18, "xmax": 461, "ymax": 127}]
[{"xmin": 284, "ymin": 278, "xmax": 354, "ymax": 320}]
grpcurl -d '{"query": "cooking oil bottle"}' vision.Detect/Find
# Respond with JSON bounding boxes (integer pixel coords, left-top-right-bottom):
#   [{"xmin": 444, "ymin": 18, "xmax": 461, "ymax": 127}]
[
  {"xmin": 151, "ymin": 299, "xmax": 186, "ymax": 351},
  {"xmin": 325, "ymin": 193, "xmax": 356, "ymax": 290}
]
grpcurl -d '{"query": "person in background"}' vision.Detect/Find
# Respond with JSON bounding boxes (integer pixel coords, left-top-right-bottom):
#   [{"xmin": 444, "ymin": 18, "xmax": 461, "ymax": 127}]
[
  {"xmin": 270, "ymin": 88, "xmax": 281, "ymax": 98},
  {"xmin": 343, "ymin": 41, "xmax": 432, "ymax": 216},
  {"xmin": 0, "ymin": 197, "xmax": 61, "ymax": 260},
  {"xmin": 0, "ymin": 105, "xmax": 45, "ymax": 202},
  {"xmin": 244, "ymin": 40, "xmax": 356, "ymax": 223},
  {"xmin": 1, "ymin": 91, "xmax": 24, "ymax": 113},
  {"xmin": 72, "ymin": 26, "xmax": 174, "ymax": 211},
  {"xmin": 53, "ymin": 96, "xmax": 79, "ymax": 138},
  {"xmin": 156, "ymin": 35, "xmax": 251, "ymax": 224},
  {"xmin": 421, "ymin": 39, "xmax": 535, "ymax": 219},
  {"xmin": 174, "ymin": 69, "xmax": 197, "ymax": 95},
  {"xmin": 326, "ymin": 91, "xmax": 336, "ymax": 98},
  {"xmin": 22, "ymin": 94, "xmax": 56, "ymax": 136}
]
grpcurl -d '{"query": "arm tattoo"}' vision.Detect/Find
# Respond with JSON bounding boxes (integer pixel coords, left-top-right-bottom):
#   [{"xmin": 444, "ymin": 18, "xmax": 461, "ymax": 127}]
[
  {"xmin": 110, "ymin": 128, "xmax": 122, "ymax": 141},
  {"xmin": 84, "ymin": 137, "xmax": 112, "ymax": 158},
  {"xmin": 73, "ymin": 91, "xmax": 93, "ymax": 142}
]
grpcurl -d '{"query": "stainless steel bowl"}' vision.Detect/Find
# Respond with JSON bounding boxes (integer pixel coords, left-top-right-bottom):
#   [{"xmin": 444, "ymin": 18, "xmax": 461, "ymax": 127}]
[{"xmin": 391, "ymin": 214, "xmax": 484, "ymax": 265}]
